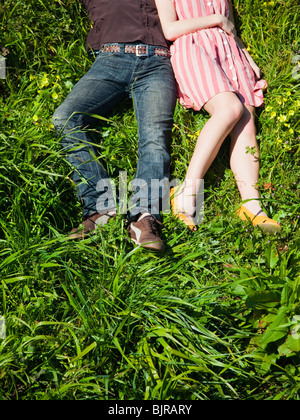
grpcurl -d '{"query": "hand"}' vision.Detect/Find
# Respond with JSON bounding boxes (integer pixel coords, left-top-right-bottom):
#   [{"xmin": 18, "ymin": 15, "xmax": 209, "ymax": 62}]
[
  {"xmin": 247, "ymin": 56, "xmax": 261, "ymax": 79},
  {"xmin": 240, "ymin": 45, "xmax": 261, "ymax": 79},
  {"xmin": 217, "ymin": 14, "xmax": 237, "ymax": 37},
  {"xmin": 234, "ymin": 36, "xmax": 262, "ymax": 80}
]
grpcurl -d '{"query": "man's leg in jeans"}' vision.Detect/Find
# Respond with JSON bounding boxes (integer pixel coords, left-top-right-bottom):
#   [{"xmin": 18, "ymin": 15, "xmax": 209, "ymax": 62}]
[
  {"xmin": 52, "ymin": 54, "xmax": 128, "ymax": 222},
  {"xmin": 129, "ymin": 55, "xmax": 177, "ymax": 220},
  {"xmin": 126, "ymin": 55, "xmax": 177, "ymax": 251}
]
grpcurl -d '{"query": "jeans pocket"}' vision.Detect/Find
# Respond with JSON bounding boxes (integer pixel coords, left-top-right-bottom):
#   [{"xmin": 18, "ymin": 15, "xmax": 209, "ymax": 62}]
[
  {"xmin": 99, "ymin": 49, "xmax": 121, "ymax": 58},
  {"xmin": 153, "ymin": 54, "xmax": 172, "ymax": 64}
]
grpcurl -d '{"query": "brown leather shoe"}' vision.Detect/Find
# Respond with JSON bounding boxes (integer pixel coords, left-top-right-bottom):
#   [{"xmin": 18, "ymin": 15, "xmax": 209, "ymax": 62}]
[
  {"xmin": 68, "ymin": 211, "xmax": 116, "ymax": 239},
  {"xmin": 127, "ymin": 214, "xmax": 165, "ymax": 252}
]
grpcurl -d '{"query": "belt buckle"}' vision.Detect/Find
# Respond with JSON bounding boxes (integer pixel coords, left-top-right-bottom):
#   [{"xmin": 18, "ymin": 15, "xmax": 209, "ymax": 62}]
[{"xmin": 135, "ymin": 44, "xmax": 149, "ymax": 57}]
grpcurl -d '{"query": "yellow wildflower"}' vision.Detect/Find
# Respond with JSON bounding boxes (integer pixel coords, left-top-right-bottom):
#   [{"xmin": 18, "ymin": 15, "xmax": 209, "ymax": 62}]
[
  {"xmin": 40, "ymin": 73, "xmax": 49, "ymax": 88},
  {"xmin": 278, "ymin": 115, "xmax": 287, "ymax": 123}
]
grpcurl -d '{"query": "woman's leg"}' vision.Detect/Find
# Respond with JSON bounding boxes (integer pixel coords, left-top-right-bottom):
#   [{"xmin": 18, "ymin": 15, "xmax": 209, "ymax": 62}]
[
  {"xmin": 229, "ymin": 104, "xmax": 267, "ymax": 217},
  {"xmin": 177, "ymin": 91, "xmax": 244, "ymax": 215}
]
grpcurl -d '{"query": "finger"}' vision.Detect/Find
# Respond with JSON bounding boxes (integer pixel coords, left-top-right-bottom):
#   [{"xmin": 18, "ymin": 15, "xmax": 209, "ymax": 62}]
[{"xmin": 255, "ymin": 67, "xmax": 261, "ymax": 79}]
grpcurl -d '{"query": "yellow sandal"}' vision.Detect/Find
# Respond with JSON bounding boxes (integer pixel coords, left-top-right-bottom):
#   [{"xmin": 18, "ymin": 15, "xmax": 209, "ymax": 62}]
[
  {"xmin": 237, "ymin": 205, "xmax": 281, "ymax": 234},
  {"xmin": 170, "ymin": 186, "xmax": 197, "ymax": 231}
]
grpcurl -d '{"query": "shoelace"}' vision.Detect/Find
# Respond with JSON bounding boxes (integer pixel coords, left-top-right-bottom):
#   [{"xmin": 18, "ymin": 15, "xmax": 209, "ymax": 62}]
[{"xmin": 143, "ymin": 216, "xmax": 164, "ymax": 234}]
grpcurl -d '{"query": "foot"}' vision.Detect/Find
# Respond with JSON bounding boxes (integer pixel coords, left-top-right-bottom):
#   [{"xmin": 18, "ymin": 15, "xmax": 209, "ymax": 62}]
[
  {"xmin": 170, "ymin": 186, "xmax": 197, "ymax": 231},
  {"xmin": 127, "ymin": 213, "xmax": 165, "ymax": 252},
  {"xmin": 68, "ymin": 211, "xmax": 117, "ymax": 239},
  {"xmin": 240, "ymin": 201, "xmax": 268, "ymax": 218},
  {"xmin": 237, "ymin": 205, "xmax": 282, "ymax": 234}
]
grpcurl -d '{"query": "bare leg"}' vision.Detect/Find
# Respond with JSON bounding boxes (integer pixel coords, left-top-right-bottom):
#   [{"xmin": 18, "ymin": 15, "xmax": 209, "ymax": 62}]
[
  {"xmin": 229, "ymin": 104, "xmax": 267, "ymax": 217},
  {"xmin": 176, "ymin": 92, "xmax": 244, "ymax": 215}
]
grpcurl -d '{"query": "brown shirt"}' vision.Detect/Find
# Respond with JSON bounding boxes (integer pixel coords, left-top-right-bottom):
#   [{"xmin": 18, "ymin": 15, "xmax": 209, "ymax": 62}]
[{"xmin": 80, "ymin": 0, "xmax": 169, "ymax": 52}]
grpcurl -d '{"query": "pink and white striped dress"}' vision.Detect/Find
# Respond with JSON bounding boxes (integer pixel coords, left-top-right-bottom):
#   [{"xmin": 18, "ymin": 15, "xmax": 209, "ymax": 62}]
[{"xmin": 170, "ymin": 0, "xmax": 266, "ymax": 110}]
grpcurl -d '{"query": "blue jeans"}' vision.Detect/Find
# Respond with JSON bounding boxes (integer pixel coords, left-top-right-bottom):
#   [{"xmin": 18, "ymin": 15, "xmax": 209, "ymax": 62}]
[{"xmin": 53, "ymin": 44, "xmax": 177, "ymax": 221}]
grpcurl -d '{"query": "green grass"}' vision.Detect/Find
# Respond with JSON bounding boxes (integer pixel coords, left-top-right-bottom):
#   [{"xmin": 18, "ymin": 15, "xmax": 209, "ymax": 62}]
[{"xmin": 0, "ymin": 0, "xmax": 299, "ymax": 400}]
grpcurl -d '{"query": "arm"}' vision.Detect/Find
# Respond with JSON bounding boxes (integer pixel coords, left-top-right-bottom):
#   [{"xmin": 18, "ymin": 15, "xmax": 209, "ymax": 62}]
[
  {"xmin": 228, "ymin": 0, "xmax": 261, "ymax": 78},
  {"xmin": 155, "ymin": 0, "xmax": 236, "ymax": 42}
]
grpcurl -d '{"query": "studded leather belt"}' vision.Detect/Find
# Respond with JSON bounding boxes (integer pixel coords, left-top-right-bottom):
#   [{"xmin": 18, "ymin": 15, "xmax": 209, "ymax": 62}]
[{"xmin": 101, "ymin": 43, "xmax": 171, "ymax": 58}]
